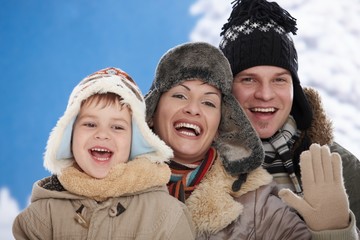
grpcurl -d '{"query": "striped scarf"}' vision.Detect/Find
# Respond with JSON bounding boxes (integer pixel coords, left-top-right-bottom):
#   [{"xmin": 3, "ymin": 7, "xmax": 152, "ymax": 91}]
[
  {"xmin": 167, "ymin": 147, "xmax": 217, "ymax": 203},
  {"xmin": 262, "ymin": 116, "xmax": 303, "ymax": 195}
]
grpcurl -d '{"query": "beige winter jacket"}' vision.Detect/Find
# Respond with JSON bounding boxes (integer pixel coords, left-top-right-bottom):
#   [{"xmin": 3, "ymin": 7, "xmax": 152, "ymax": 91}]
[{"xmin": 13, "ymin": 158, "xmax": 195, "ymax": 240}]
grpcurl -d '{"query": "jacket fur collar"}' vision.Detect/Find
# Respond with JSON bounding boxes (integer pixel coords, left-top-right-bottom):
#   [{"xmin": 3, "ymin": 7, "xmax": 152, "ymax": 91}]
[
  {"xmin": 303, "ymin": 87, "xmax": 334, "ymax": 145},
  {"xmin": 35, "ymin": 157, "xmax": 171, "ymax": 202},
  {"xmin": 186, "ymin": 154, "xmax": 273, "ymax": 235}
]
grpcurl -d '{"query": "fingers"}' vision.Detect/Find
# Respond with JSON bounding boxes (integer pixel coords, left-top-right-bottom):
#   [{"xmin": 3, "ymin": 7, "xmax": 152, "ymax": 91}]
[
  {"xmin": 320, "ymin": 145, "xmax": 334, "ymax": 182},
  {"xmin": 302, "ymin": 144, "xmax": 342, "ymax": 184},
  {"xmin": 299, "ymin": 149, "xmax": 314, "ymax": 187},
  {"xmin": 279, "ymin": 188, "xmax": 307, "ymax": 215},
  {"xmin": 331, "ymin": 152, "xmax": 343, "ymax": 183},
  {"xmin": 309, "ymin": 144, "xmax": 324, "ymax": 183}
]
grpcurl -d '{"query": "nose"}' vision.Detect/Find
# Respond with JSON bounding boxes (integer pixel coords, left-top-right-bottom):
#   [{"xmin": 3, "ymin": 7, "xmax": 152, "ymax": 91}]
[
  {"xmin": 182, "ymin": 100, "xmax": 201, "ymax": 116},
  {"xmin": 254, "ymin": 82, "xmax": 275, "ymax": 101},
  {"xmin": 94, "ymin": 127, "xmax": 110, "ymax": 140}
]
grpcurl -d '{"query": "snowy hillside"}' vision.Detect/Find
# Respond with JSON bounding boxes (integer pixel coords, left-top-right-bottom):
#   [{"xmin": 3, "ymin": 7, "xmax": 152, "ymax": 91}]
[{"xmin": 189, "ymin": 0, "xmax": 360, "ymax": 158}]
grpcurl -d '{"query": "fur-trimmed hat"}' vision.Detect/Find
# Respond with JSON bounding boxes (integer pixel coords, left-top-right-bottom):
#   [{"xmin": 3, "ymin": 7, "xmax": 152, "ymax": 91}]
[
  {"xmin": 145, "ymin": 42, "xmax": 264, "ymax": 191},
  {"xmin": 44, "ymin": 67, "xmax": 173, "ymax": 175},
  {"xmin": 219, "ymin": 0, "xmax": 312, "ymax": 130}
]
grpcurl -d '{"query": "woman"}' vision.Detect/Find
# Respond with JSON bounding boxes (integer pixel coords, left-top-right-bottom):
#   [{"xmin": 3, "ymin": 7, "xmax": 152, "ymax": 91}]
[{"xmin": 145, "ymin": 42, "xmax": 358, "ymax": 239}]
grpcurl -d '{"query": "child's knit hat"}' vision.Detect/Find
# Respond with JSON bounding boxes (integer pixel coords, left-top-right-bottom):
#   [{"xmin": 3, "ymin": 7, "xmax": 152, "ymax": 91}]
[
  {"xmin": 145, "ymin": 42, "xmax": 264, "ymax": 191},
  {"xmin": 44, "ymin": 67, "xmax": 173, "ymax": 175},
  {"xmin": 219, "ymin": 0, "xmax": 312, "ymax": 130}
]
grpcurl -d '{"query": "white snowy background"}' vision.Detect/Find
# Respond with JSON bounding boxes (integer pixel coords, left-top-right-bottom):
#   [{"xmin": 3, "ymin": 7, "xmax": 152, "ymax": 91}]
[{"xmin": 1, "ymin": 0, "xmax": 359, "ymax": 239}]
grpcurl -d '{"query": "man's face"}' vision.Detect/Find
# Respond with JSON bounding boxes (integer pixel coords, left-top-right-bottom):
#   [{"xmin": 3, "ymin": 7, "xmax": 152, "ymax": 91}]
[{"xmin": 232, "ymin": 65, "xmax": 293, "ymax": 139}]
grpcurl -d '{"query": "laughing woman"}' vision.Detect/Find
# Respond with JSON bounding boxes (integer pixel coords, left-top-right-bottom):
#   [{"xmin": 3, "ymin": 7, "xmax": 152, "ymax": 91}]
[{"xmin": 145, "ymin": 42, "xmax": 358, "ymax": 239}]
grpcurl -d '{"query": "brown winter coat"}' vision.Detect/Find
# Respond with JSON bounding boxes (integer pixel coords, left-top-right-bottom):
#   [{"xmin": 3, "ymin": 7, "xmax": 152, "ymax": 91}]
[{"xmin": 12, "ymin": 158, "xmax": 195, "ymax": 240}]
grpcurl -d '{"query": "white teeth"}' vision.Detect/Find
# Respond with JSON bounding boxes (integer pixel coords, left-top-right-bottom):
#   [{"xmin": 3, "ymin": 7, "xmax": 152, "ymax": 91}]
[
  {"xmin": 178, "ymin": 131, "xmax": 196, "ymax": 137},
  {"xmin": 175, "ymin": 122, "xmax": 201, "ymax": 135},
  {"xmin": 91, "ymin": 148, "xmax": 111, "ymax": 153},
  {"xmin": 252, "ymin": 108, "xmax": 275, "ymax": 113},
  {"xmin": 94, "ymin": 157, "xmax": 110, "ymax": 161}
]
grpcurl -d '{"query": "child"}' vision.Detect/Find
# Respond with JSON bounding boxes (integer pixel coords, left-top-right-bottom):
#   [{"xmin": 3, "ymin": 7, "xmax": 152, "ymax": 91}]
[{"xmin": 13, "ymin": 67, "xmax": 195, "ymax": 239}]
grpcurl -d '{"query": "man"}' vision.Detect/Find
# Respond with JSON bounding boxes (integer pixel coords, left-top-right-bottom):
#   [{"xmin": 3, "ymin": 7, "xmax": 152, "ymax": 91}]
[{"xmin": 219, "ymin": 0, "xmax": 360, "ymax": 229}]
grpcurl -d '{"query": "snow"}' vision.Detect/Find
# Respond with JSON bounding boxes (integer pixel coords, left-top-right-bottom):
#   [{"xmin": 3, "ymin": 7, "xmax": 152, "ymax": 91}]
[{"xmin": 0, "ymin": 188, "xmax": 20, "ymax": 240}]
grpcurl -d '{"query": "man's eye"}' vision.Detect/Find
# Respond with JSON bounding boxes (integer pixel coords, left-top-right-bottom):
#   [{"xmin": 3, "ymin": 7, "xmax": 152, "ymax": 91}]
[
  {"xmin": 242, "ymin": 77, "xmax": 254, "ymax": 82},
  {"xmin": 273, "ymin": 78, "xmax": 288, "ymax": 84}
]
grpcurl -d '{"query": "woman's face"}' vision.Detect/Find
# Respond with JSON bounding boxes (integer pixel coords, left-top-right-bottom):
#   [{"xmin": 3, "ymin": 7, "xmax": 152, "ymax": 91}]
[{"xmin": 152, "ymin": 79, "xmax": 221, "ymax": 164}]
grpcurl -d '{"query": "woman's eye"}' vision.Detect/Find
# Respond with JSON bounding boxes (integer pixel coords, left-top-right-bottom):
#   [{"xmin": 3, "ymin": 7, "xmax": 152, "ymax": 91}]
[
  {"xmin": 203, "ymin": 101, "xmax": 216, "ymax": 108},
  {"xmin": 172, "ymin": 93, "xmax": 186, "ymax": 100}
]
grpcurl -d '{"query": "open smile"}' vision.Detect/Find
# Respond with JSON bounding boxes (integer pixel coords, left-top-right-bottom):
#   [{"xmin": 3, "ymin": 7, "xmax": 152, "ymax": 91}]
[
  {"xmin": 174, "ymin": 122, "xmax": 202, "ymax": 137},
  {"xmin": 89, "ymin": 147, "xmax": 113, "ymax": 161}
]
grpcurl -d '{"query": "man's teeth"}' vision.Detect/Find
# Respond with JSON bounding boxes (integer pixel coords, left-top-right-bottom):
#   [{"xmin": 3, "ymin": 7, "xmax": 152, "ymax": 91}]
[
  {"xmin": 252, "ymin": 107, "xmax": 275, "ymax": 113},
  {"xmin": 175, "ymin": 122, "xmax": 201, "ymax": 135}
]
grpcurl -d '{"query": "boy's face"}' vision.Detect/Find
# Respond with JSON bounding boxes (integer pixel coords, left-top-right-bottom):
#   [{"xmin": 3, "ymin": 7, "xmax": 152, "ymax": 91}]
[
  {"xmin": 72, "ymin": 99, "xmax": 132, "ymax": 179},
  {"xmin": 232, "ymin": 65, "xmax": 293, "ymax": 139}
]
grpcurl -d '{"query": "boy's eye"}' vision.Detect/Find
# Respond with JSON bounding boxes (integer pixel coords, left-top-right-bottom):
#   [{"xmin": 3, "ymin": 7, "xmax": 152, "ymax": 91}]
[
  {"xmin": 112, "ymin": 125, "xmax": 125, "ymax": 130},
  {"xmin": 84, "ymin": 122, "xmax": 96, "ymax": 128}
]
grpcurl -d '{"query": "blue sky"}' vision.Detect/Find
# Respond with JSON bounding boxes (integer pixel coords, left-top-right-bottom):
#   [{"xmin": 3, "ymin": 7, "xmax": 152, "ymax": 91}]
[
  {"xmin": 0, "ymin": 0, "xmax": 196, "ymax": 209},
  {"xmin": 1, "ymin": 1, "xmax": 360, "ymax": 238}
]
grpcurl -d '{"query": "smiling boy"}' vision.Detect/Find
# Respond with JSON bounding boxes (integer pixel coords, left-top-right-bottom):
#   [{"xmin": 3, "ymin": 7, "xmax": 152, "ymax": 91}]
[{"xmin": 12, "ymin": 67, "xmax": 195, "ymax": 239}]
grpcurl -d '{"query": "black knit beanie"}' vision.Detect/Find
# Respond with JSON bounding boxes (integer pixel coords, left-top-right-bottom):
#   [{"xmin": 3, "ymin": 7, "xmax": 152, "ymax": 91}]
[{"xmin": 219, "ymin": 0, "xmax": 312, "ymax": 130}]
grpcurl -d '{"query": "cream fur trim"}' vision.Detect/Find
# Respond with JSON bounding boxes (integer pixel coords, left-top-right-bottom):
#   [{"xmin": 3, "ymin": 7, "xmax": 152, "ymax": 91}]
[
  {"xmin": 186, "ymin": 156, "xmax": 273, "ymax": 235},
  {"xmin": 58, "ymin": 157, "xmax": 171, "ymax": 202}
]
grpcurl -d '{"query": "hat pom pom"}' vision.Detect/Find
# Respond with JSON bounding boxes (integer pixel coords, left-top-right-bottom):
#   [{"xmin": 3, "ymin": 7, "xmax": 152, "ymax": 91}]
[{"xmin": 221, "ymin": 0, "xmax": 297, "ymax": 36}]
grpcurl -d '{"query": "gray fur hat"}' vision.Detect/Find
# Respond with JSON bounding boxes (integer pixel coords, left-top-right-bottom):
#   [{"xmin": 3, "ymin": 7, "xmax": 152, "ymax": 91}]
[{"xmin": 145, "ymin": 42, "xmax": 264, "ymax": 191}]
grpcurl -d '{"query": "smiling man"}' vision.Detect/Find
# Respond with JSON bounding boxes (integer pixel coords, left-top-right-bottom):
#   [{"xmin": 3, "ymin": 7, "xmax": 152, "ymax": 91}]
[{"xmin": 220, "ymin": 0, "xmax": 360, "ymax": 230}]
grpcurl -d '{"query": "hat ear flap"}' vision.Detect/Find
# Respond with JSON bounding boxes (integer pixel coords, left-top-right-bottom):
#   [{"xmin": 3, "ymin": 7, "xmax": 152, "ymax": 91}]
[
  {"xmin": 291, "ymin": 81, "xmax": 313, "ymax": 130},
  {"xmin": 56, "ymin": 117, "xmax": 76, "ymax": 160},
  {"xmin": 129, "ymin": 120, "xmax": 156, "ymax": 159},
  {"xmin": 214, "ymin": 95, "xmax": 264, "ymax": 178}
]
